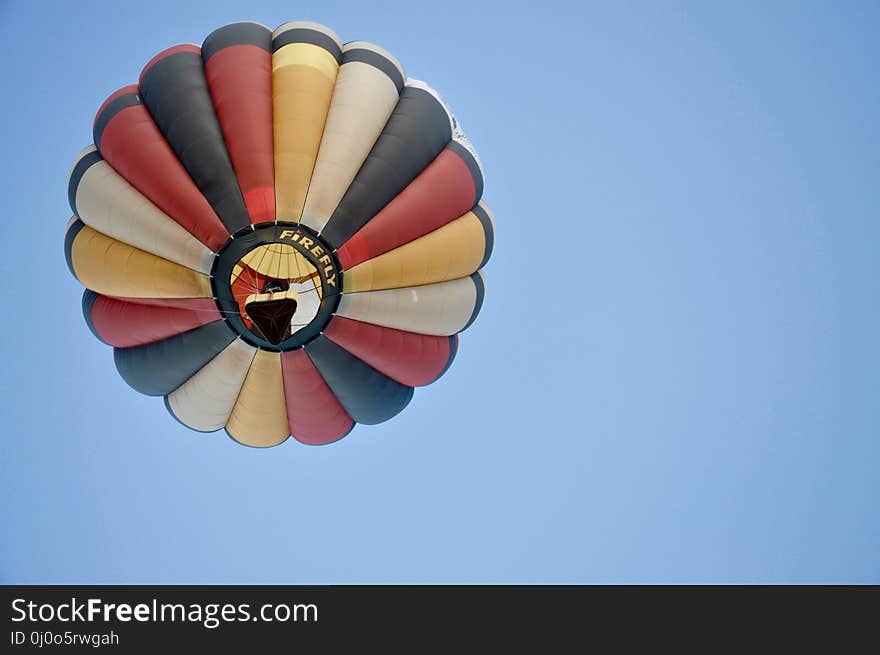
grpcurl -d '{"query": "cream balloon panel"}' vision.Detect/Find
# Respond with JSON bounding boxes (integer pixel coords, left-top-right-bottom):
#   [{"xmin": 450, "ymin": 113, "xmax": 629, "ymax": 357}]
[
  {"xmin": 300, "ymin": 43, "xmax": 405, "ymax": 232},
  {"xmin": 336, "ymin": 273, "xmax": 486, "ymax": 337},
  {"xmin": 166, "ymin": 339, "xmax": 257, "ymax": 432},
  {"xmin": 69, "ymin": 147, "xmax": 214, "ymax": 274}
]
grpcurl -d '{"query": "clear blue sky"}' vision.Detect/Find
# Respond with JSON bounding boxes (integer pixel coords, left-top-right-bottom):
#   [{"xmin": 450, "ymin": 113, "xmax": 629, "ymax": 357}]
[{"xmin": 1, "ymin": 0, "xmax": 877, "ymax": 583}]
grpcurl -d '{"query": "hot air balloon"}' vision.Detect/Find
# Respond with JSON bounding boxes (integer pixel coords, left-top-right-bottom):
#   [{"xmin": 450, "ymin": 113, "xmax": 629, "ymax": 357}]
[{"xmin": 64, "ymin": 21, "xmax": 493, "ymax": 447}]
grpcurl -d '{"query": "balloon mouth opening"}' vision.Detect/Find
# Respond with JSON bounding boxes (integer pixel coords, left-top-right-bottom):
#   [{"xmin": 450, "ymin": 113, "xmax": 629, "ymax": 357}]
[
  {"xmin": 212, "ymin": 225, "xmax": 342, "ymax": 351},
  {"xmin": 234, "ymin": 242, "xmax": 319, "ymax": 344}
]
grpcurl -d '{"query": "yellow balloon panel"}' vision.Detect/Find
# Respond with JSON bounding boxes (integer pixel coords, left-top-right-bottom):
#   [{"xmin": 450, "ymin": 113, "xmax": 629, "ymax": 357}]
[
  {"xmin": 272, "ymin": 43, "xmax": 339, "ymax": 222},
  {"xmin": 236, "ymin": 243, "xmax": 318, "ymax": 283},
  {"xmin": 226, "ymin": 350, "xmax": 289, "ymax": 447},
  {"xmin": 68, "ymin": 223, "xmax": 213, "ymax": 299},
  {"xmin": 342, "ymin": 211, "xmax": 489, "ymax": 293}
]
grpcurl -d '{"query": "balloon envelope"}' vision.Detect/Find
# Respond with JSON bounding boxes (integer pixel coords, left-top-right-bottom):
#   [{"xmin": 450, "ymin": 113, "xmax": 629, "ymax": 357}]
[{"xmin": 64, "ymin": 20, "xmax": 493, "ymax": 447}]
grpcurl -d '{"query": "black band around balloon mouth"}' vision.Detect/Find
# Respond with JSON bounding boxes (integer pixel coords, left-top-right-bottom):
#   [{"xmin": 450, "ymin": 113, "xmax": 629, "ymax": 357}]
[{"xmin": 210, "ymin": 222, "xmax": 342, "ymax": 351}]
